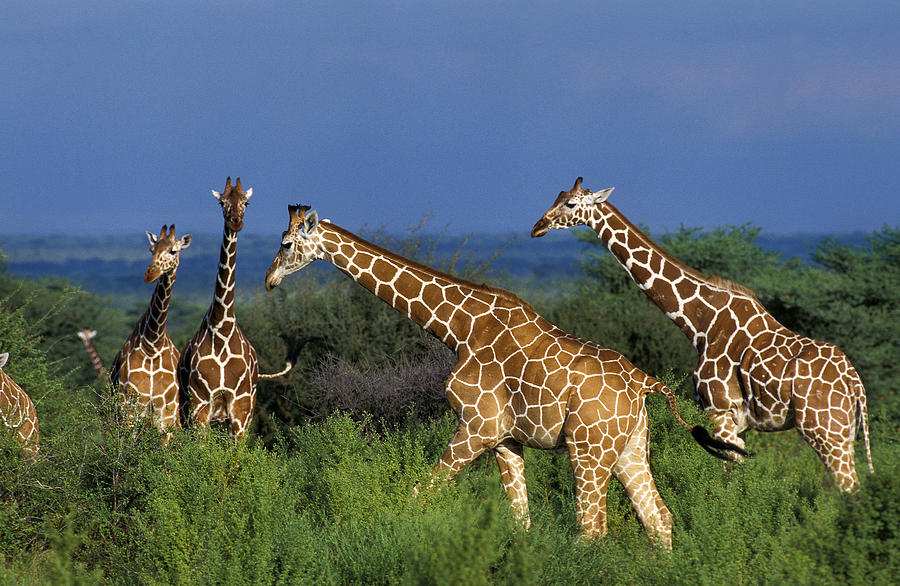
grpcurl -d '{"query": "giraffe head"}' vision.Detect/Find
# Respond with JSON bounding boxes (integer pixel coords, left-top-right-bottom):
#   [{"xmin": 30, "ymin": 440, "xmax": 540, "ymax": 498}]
[
  {"xmin": 212, "ymin": 176, "xmax": 253, "ymax": 232},
  {"xmin": 77, "ymin": 329, "xmax": 97, "ymax": 343},
  {"xmin": 265, "ymin": 204, "xmax": 321, "ymax": 290},
  {"xmin": 144, "ymin": 225, "xmax": 192, "ymax": 283},
  {"xmin": 530, "ymin": 177, "xmax": 615, "ymax": 237}
]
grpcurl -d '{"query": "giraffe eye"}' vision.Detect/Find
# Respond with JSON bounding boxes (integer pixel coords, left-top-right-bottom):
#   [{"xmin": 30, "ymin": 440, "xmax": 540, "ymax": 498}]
[
  {"xmin": 564, "ymin": 202, "xmax": 576, "ymax": 209},
  {"xmin": 282, "ymin": 241, "xmax": 292, "ymax": 250}
]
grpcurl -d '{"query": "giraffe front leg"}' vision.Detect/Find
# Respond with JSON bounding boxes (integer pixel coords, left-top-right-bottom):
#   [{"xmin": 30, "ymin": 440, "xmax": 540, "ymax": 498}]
[
  {"xmin": 415, "ymin": 420, "xmax": 492, "ymax": 497},
  {"xmin": 494, "ymin": 440, "xmax": 530, "ymax": 528},
  {"xmin": 188, "ymin": 398, "xmax": 212, "ymax": 431},
  {"xmin": 707, "ymin": 409, "xmax": 747, "ymax": 465},
  {"xmin": 695, "ymin": 369, "xmax": 748, "ymax": 465},
  {"xmin": 228, "ymin": 393, "xmax": 255, "ymax": 442}
]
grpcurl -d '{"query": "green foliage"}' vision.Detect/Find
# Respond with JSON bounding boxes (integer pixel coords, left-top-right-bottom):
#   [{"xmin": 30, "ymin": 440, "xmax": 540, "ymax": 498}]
[{"xmin": 1, "ymin": 376, "xmax": 899, "ymax": 583}]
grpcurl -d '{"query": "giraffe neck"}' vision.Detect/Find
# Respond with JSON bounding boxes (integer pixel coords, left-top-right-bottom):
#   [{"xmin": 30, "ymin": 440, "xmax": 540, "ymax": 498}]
[
  {"xmin": 207, "ymin": 227, "xmax": 238, "ymax": 329},
  {"xmin": 319, "ymin": 223, "xmax": 526, "ymax": 351},
  {"xmin": 81, "ymin": 338, "xmax": 105, "ymax": 378},
  {"xmin": 139, "ymin": 271, "xmax": 175, "ymax": 350},
  {"xmin": 588, "ymin": 202, "xmax": 738, "ymax": 348}
]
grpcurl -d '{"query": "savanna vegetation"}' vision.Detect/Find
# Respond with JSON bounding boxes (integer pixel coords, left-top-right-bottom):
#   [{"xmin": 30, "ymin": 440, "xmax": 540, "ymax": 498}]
[{"xmin": 0, "ymin": 223, "xmax": 897, "ymax": 584}]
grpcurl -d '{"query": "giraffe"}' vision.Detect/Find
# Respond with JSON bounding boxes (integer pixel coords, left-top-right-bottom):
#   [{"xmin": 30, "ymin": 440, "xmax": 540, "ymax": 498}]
[
  {"xmin": 77, "ymin": 329, "xmax": 106, "ymax": 380},
  {"xmin": 0, "ymin": 352, "xmax": 40, "ymax": 457},
  {"xmin": 109, "ymin": 225, "xmax": 191, "ymax": 439},
  {"xmin": 531, "ymin": 177, "xmax": 873, "ymax": 492},
  {"xmin": 178, "ymin": 177, "xmax": 291, "ymax": 440},
  {"xmin": 264, "ymin": 204, "xmax": 743, "ymax": 548}
]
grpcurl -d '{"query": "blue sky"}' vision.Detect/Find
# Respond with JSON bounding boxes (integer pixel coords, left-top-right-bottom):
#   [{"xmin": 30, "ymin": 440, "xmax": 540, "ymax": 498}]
[{"xmin": 3, "ymin": 1, "xmax": 899, "ymax": 239}]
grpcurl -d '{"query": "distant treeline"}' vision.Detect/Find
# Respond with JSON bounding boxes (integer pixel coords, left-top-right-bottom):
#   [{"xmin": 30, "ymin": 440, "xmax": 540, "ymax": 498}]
[{"xmin": 0, "ymin": 228, "xmax": 871, "ymax": 300}]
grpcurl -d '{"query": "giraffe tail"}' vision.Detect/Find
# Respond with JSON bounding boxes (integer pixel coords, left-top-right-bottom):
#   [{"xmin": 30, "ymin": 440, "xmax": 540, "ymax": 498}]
[
  {"xmin": 647, "ymin": 377, "xmax": 748, "ymax": 461},
  {"xmin": 855, "ymin": 376, "xmax": 874, "ymax": 475},
  {"xmin": 257, "ymin": 335, "xmax": 321, "ymax": 380},
  {"xmin": 259, "ymin": 361, "xmax": 293, "ymax": 379}
]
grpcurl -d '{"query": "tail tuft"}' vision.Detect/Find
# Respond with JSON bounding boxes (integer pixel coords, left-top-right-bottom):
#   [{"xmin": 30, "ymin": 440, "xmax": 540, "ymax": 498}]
[{"xmin": 690, "ymin": 426, "xmax": 749, "ymax": 460}]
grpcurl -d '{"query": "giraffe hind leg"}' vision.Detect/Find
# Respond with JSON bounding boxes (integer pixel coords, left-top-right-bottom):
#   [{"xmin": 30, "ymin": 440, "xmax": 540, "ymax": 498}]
[
  {"xmin": 565, "ymin": 437, "xmax": 614, "ymax": 541},
  {"xmin": 494, "ymin": 440, "xmax": 530, "ymax": 528},
  {"xmin": 794, "ymin": 412, "xmax": 859, "ymax": 493},
  {"xmin": 613, "ymin": 416, "xmax": 672, "ymax": 549},
  {"xmin": 793, "ymin": 375, "xmax": 861, "ymax": 493}
]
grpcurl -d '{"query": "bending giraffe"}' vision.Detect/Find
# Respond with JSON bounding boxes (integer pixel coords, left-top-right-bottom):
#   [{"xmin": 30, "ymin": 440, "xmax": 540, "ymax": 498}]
[
  {"xmin": 110, "ymin": 225, "xmax": 190, "ymax": 439},
  {"xmin": 265, "ymin": 204, "xmax": 743, "ymax": 548},
  {"xmin": 0, "ymin": 352, "xmax": 40, "ymax": 457},
  {"xmin": 531, "ymin": 177, "xmax": 873, "ymax": 492},
  {"xmin": 77, "ymin": 329, "xmax": 107, "ymax": 380},
  {"xmin": 178, "ymin": 178, "xmax": 291, "ymax": 440}
]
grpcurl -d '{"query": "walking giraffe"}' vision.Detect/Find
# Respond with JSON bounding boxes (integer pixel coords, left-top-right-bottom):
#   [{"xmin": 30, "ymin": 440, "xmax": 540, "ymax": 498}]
[
  {"xmin": 178, "ymin": 177, "xmax": 290, "ymax": 440},
  {"xmin": 0, "ymin": 352, "xmax": 39, "ymax": 457},
  {"xmin": 265, "ymin": 204, "xmax": 743, "ymax": 548},
  {"xmin": 110, "ymin": 225, "xmax": 190, "ymax": 439},
  {"xmin": 77, "ymin": 329, "xmax": 106, "ymax": 380},
  {"xmin": 531, "ymin": 177, "xmax": 873, "ymax": 492}
]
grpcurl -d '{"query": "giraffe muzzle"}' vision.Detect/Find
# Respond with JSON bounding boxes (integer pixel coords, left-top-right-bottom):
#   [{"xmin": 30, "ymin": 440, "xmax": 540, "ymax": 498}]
[
  {"xmin": 264, "ymin": 266, "xmax": 283, "ymax": 291},
  {"xmin": 144, "ymin": 267, "xmax": 161, "ymax": 283},
  {"xmin": 531, "ymin": 219, "xmax": 549, "ymax": 238}
]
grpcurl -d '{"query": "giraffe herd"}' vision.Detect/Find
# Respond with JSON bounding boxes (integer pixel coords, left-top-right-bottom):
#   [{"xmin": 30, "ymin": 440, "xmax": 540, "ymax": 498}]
[{"xmin": 1, "ymin": 175, "xmax": 874, "ymax": 549}]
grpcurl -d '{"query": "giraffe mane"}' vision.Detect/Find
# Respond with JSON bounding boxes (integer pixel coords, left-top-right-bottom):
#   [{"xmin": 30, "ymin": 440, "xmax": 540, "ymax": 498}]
[
  {"xmin": 605, "ymin": 202, "xmax": 758, "ymax": 299},
  {"xmin": 325, "ymin": 223, "xmax": 537, "ymax": 313}
]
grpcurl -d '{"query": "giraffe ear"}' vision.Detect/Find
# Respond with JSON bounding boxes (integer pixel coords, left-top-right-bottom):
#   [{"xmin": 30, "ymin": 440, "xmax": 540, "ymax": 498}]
[
  {"xmin": 179, "ymin": 234, "xmax": 193, "ymax": 249},
  {"xmin": 0, "ymin": 353, "xmax": 8, "ymax": 369},
  {"xmin": 302, "ymin": 210, "xmax": 319, "ymax": 236},
  {"xmin": 89, "ymin": 330, "xmax": 97, "ymax": 338},
  {"xmin": 244, "ymin": 187, "xmax": 253, "ymax": 200},
  {"xmin": 146, "ymin": 231, "xmax": 158, "ymax": 246},
  {"xmin": 590, "ymin": 187, "xmax": 614, "ymax": 204},
  {"xmin": 212, "ymin": 190, "xmax": 222, "ymax": 201}
]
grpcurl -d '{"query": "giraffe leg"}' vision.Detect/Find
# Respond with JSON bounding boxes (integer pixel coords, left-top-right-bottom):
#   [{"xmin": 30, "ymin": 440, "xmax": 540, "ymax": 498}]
[
  {"xmin": 155, "ymin": 404, "xmax": 177, "ymax": 444},
  {"xmin": 696, "ymin": 373, "xmax": 747, "ymax": 463},
  {"xmin": 794, "ymin": 395, "xmax": 859, "ymax": 493},
  {"xmin": 157, "ymin": 389, "xmax": 180, "ymax": 443},
  {"xmin": 494, "ymin": 440, "xmax": 530, "ymax": 528},
  {"xmin": 189, "ymin": 400, "xmax": 212, "ymax": 431},
  {"xmin": 707, "ymin": 409, "xmax": 746, "ymax": 463},
  {"xmin": 229, "ymin": 394, "xmax": 255, "ymax": 442},
  {"xmin": 434, "ymin": 422, "xmax": 491, "ymax": 480},
  {"xmin": 612, "ymin": 412, "xmax": 672, "ymax": 549},
  {"xmin": 417, "ymin": 420, "xmax": 492, "ymax": 495},
  {"xmin": 566, "ymin": 438, "xmax": 614, "ymax": 540}
]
